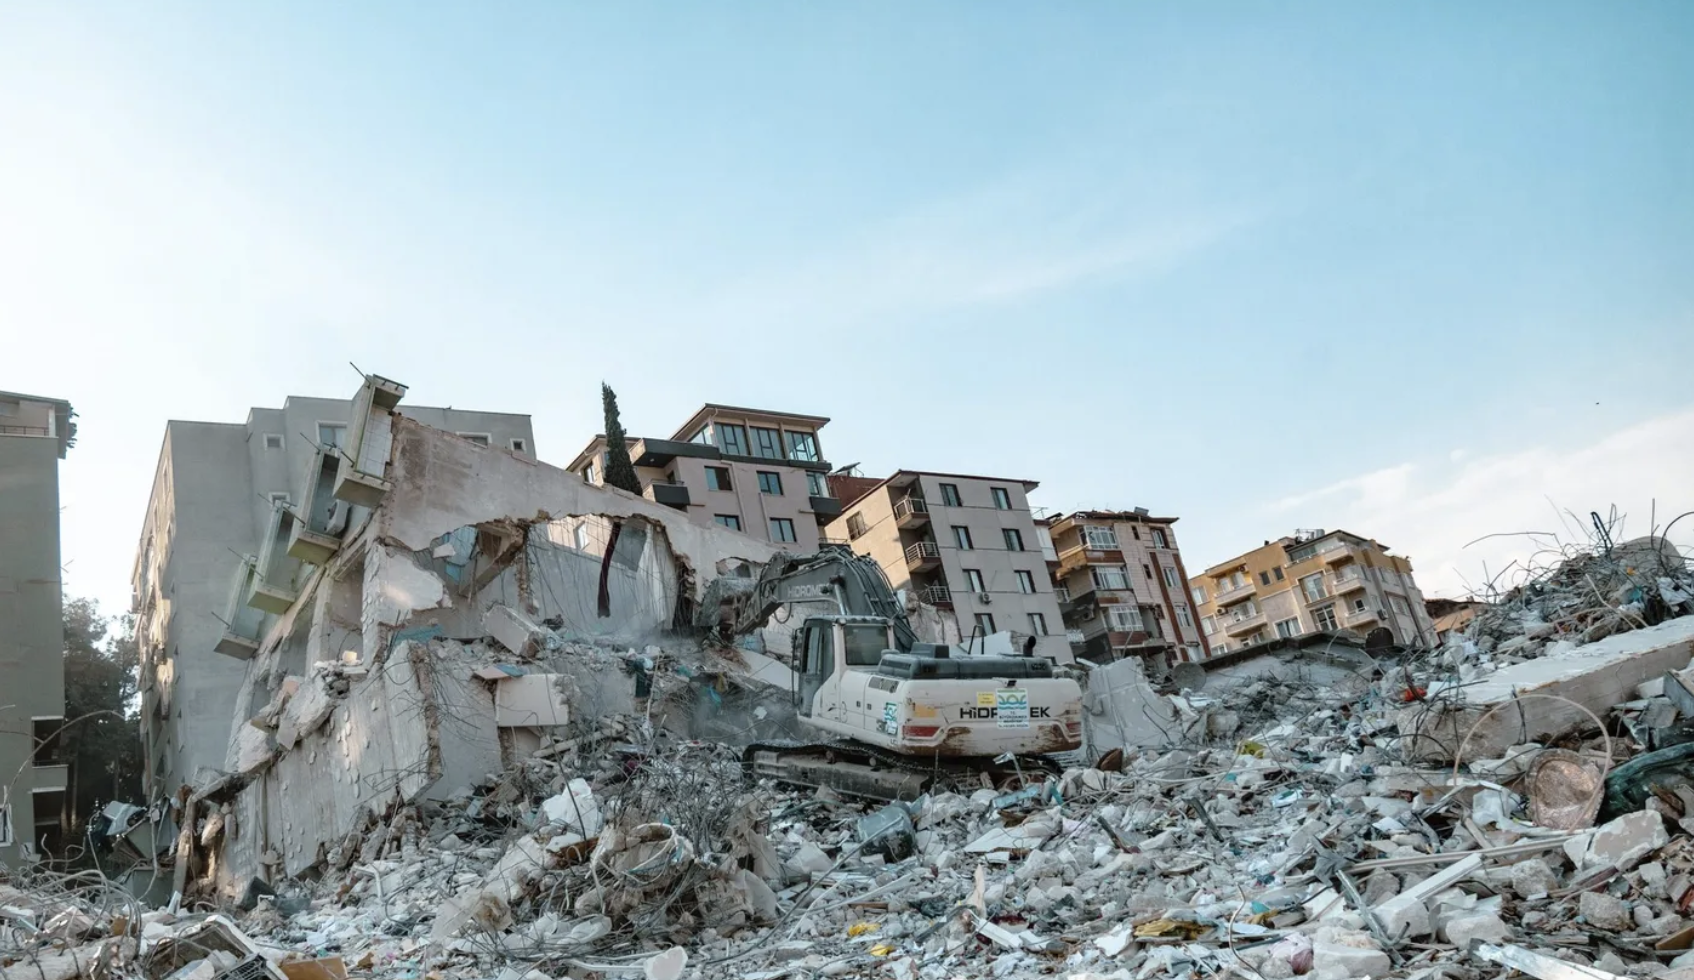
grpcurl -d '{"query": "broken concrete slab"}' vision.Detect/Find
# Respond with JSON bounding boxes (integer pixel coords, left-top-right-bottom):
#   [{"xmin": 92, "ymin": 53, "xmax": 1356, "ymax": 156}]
[
  {"xmin": 1401, "ymin": 617, "xmax": 1694, "ymax": 761},
  {"xmin": 484, "ymin": 603, "xmax": 545, "ymax": 658},
  {"xmin": 1581, "ymin": 810, "xmax": 1668, "ymax": 872}
]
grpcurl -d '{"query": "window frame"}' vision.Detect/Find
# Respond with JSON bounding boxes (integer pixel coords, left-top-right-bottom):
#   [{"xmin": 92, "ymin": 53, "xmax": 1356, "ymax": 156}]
[
  {"xmin": 263, "ymin": 433, "xmax": 284, "ymax": 450},
  {"xmin": 716, "ymin": 423, "xmax": 749, "ymax": 456},
  {"xmin": 509, "ymin": 438, "xmax": 528, "ymax": 453},
  {"xmin": 750, "ymin": 426, "xmax": 783, "ymax": 460},
  {"xmin": 1151, "ymin": 528, "xmax": 1169, "ymax": 549},
  {"xmin": 1015, "ymin": 570, "xmax": 1036, "ymax": 594},
  {"xmin": 952, "ymin": 525, "xmax": 974, "ymax": 550},
  {"xmin": 964, "ymin": 568, "xmax": 986, "ymax": 593},
  {"xmin": 1027, "ymin": 612, "xmax": 1049, "ymax": 636},
  {"xmin": 757, "ymin": 471, "xmax": 784, "ymax": 495},
  {"xmin": 1162, "ymin": 566, "xmax": 1179, "ymax": 588},
  {"xmin": 1301, "ymin": 572, "xmax": 1328, "ymax": 603},
  {"xmin": 990, "ymin": 487, "xmax": 1012, "ymax": 510},
  {"xmin": 806, "ymin": 471, "xmax": 828, "ymax": 497},
  {"xmin": 1312, "ymin": 604, "xmax": 1338, "ymax": 631},
  {"xmin": 939, "ymin": 483, "xmax": 962, "ymax": 507},
  {"xmin": 973, "ymin": 612, "xmax": 996, "ymax": 635},
  {"xmin": 846, "ymin": 513, "xmax": 868, "ymax": 540},
  {"xmin": 714, "ymin": 514, "xmax": 743, "ymax": 531},
  {"xmin": 1084, "ymin": 526, "xmax": 1119, "ymax": 549},
  {"xmin": 316, "ymin": 422, "xmax": 348, "ymax": 450},
  {"xmin": 1091, "ymin": 565, "xmax": 1129, "ymax": 590},
  {"xmin": 785, "ymin": 430, "xmax": 820, "ymax": 462},
  {"xmin": 1275, "ymin": 618, "xmax": 1300, "ymax": 638},
  {"xmin": 1002, "ymin": 528, "xmax": 1024, "ymax": 552},
  {"xmin": 706, "ymin": 466, "xmax": 733, "ymax": 492},
  {"xmin": 456, "ymin": 432, "xmax": 492, "ymax": 446},
  {"xmin": 769, "ymin": 517, "xmax": 797, "ymax": 542}
]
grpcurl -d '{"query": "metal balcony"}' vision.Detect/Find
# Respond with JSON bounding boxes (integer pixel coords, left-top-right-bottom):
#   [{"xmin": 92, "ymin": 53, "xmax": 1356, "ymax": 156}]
[
  {"xmin": 1053, "ymin": 587, "xmax": 1071, "ymax": 604},
  {"xmin": 904, "ymin": 540, "xmax": 942, "ymax": 571},
  {"xmin": 893, "ymin": 495, "xmax": 930, "ymax": 528},
  {"xmin": 917, "ymin": 585, "xmax": 953, "ymax": 606}
]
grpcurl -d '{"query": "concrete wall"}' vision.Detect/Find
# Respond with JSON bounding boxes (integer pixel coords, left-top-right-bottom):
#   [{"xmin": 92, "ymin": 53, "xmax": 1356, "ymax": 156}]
[
  {"xmin": 0, "ymin": 433, "xmax": 68, "ymax": 864},
  {"xmin": 132, "ymin": 397, "xmax": 537, "ymax": 802}
]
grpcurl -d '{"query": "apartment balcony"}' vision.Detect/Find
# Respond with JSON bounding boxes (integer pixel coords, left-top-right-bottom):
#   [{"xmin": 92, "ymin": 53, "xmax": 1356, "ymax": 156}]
[
  {"xmin": 0, "ymin": 424, "xmax": 51, "ymax": 437},
  {"xmin": 905, "ymin": 540, "xmax": 942, "ymax": 572},
  {"xmin": 1053, "ymin": 587, "xmax": 1072, "ymax": 604},
  {"xmin": 809, "ymin": 495, "xmax": 843, "ymax": 521},
  {"xmin": 1331, "ymin": 570, "xmax": 1367, "ymax": 595},
  {"xmin": 246, "ymin": 578, "xmax": 298, "ymax": 615},
  {"xmin": 1321, "ymin": 543, "xmax": 1358, "ymax": 566},
  {"xmin": 643, "ymin": 480, "xmax": 691, "ymax": 511},
  {"xmin": 893, "ymin": 495, "xmax": 930, "ymax": 528},
  {"xmin": 917, "ymin": 585, "xmax": 953, "ymax": 607},
  {"xmin": 287, "ymin": 523, "xmax": 341, "ymax": 565},
  {"xmin": 1214, "ymin": 580, "xmax": 1256, "ymax": 605},
  {"xmin": 1066, "ymin": 629, "xmax": 1087, "ymax": 646},
  {"xmin": 214, "ymin": 631, "xmax": 261, "ymax": 660},
  {"xmin": 1223, "ymin": 610, "xmax": 1267, "ymax": 636},
  {"xmin": 1345, "ymin": 607, "xmax": 1381, "ymax": 628},
  {"xmin": 631, "ymin": 438, "xmax": 721, "ymax": 468}
]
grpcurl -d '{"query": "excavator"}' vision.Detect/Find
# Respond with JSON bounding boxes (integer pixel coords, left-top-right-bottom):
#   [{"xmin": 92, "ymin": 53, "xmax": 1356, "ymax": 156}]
[{"xmin": 696, "ymin": 546, "xmax": 1085, "ymax": 800}]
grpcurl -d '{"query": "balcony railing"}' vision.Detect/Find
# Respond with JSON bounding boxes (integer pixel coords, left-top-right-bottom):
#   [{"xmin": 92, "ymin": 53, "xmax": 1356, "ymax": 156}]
[
  {"xmin": 1331, "ymin": 570, "xmax": 1367, "ymax": 594},
  {"xmin": 1223, "ymin": 610, "xmax": 1267, "ymax": 635},
  {"xmin": 917, "ymin": 585, "xmax": 953, "ymax": 606},
  {"xmin": 1346, "ymin": 607, "xmax": 1380, "ymax": 626},
  {"xmin": 1053, "ymin": 587, "xmax": 1071, "ymax": 603},
  {"xmin": 904, "ymin": 541, "xmax": 942, "ymax": 568},
  {"xmin": 0, "ymin": 424, "xmax": 50, "ymax": 437},
  {"xmin": 893, "ymin": 495, "xmax": 930, "ymax": 526},
  {"xmin": 1214, "ymin": 580, "xmax": 1256, "ymax": 604}
]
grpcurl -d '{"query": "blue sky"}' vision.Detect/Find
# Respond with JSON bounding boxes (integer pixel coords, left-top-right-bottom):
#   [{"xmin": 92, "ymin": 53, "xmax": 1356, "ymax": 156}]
[{"xmin": 3, "ymin": 2, "xmax": 1691, "ymax": 620}]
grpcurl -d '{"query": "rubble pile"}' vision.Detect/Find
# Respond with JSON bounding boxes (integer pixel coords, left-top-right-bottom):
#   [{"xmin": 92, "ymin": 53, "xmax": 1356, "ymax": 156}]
[
  {"xmin": 12, "ymin": 538, "xmax": 1694, "ymax": 980},
  {"xmin": 1457, "ymin": 534, "xmax": 1693, "ymax": 672}
]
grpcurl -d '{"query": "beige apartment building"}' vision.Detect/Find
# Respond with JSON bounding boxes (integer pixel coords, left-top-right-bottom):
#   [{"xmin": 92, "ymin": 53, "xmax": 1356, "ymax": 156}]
[
  {"xmin": 0, "ymin": 391, "xmax": 74, "ymax": 864},
  {"xmin": 566, "ymin": 404, "xmax": 839, "ymax": 552},
  {"xmin": 824, "ymin": 471, "xmax": 1069, "ymax": 662},
  {"xmin": 1190, "ymin": 529, "xmax": 1437, "ymax": 656},
  {"xmin": 1045, "ymin": 509, "xmax": 1210, "ymax": 666}
]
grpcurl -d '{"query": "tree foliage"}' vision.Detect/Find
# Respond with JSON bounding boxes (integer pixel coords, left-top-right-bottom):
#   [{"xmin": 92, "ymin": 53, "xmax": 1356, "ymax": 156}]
[
  {"xmin": 601, "ymin": 382, "xmax": 643, "ymax": 496},
  {"xmin": 60, "ymin": 598, "xmax": 144, "ymax": 832}
]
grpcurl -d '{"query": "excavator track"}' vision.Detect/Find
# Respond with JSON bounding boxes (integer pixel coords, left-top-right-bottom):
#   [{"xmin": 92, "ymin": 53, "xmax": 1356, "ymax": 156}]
[{"xmin": 742, "ymin": 738, "xmax": 1063, "ymax": 802}]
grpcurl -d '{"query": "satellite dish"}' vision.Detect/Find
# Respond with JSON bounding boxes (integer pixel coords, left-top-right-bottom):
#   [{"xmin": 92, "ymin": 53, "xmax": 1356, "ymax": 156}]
[{"xmin": 1171, "ymin": 662, "xmax": 1207, "ymax": 693}]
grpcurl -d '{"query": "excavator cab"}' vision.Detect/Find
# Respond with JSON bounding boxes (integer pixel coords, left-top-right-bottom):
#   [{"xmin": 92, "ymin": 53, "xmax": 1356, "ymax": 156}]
[{"xmin": 792, "ymin": 615, "xmax": 894, "ymax": 717}]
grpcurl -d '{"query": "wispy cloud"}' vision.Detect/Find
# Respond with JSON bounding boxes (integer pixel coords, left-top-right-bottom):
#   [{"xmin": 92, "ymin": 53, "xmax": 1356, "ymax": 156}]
[
  {"xmin": 1262, "ymin": 406, "xmax": 1694, "ymax": 597},
  {"xmin": 700, "ymin": 164, "xmax": 1257, "ymax": 328}
]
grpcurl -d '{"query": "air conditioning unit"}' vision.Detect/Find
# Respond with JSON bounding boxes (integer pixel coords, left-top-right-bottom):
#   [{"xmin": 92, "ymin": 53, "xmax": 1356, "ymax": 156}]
[{"xmin": 978, "ymin": 592, "xmax": 992, "ymax": 604}]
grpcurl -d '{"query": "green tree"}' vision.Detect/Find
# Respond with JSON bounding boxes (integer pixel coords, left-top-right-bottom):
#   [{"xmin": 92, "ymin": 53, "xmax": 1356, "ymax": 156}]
[
  {"xmin": 59, "ymin": 598, "xmax": 144, "ymax": 836},
  {"xmin": 601, "ymin": 383, "xmax": 642, "ymax": 495}
]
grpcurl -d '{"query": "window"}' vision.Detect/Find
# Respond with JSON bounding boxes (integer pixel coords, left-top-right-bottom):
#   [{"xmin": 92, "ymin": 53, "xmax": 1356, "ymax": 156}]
[
  {"xmin": 807, "ymin": 472, "xmax": 828, "ymax": 497},
  {"xmin": 458, "ymin": 432, "xmax": 491, "ymax": 446},
  {"xmin": 1273, "ymin": 567, "xmax": 1285, "ymax": 581},
  {"xmin": 1301, "ymin": 572, "xmax": 1328, "ymax": 603},
  {"xmin": 1015, "ymin": 570, "xmax": 1036, "ymax": 594},
  {"xmin": 573, "ymin": 524, "xmax": 590, "ymax": 550},
  {"xmin": 1028, "ymin": 613, "xmax": 1049, "ymax": 636},
  {"xmin": 1351, "ymin": 597, "xmax": 1368, "ymax": 613},
  {"xmin": 1003, "ymin": 529, "xmax": 1024, "ymax": 551},
  {"xmin": 1390, "ymin": 595, "xmax": 1411, "ymax": 615},
  {"xmin": 1132, "ymin": 527, "xmax": 1141, "ymax": 540},
  {"xmin": 939, "ymin": 483, "xmax": 962, "ymax": 507},
  {"xmin": 1201, "ymin": 616, "xmax": 1216, "ymax": 635},
  {"xmin": 688, "ymin": 427, "xmax": 712, "ymax": 446},
  {"xmin": 842, "ymin": 623, "xmax": 888, "ymax": 667},
  {"xmin": 1191, "ymin": 586, "xmax": 1207, "ymax": 605},
  {"xmin": 1275, "ymin": 618, "xmax": 1300, "ymax": 638},
  {"xmin": 1260, "ymin": 571, "xmax": 1271, "ymax": 586},
  {"xmin": 1162, "ymin": 566, "xmax": 1179, "ymax": 589},
  {"xmin": 991, "ymin": 487, "xmax": 1012, "ymax": 510},
  {"xmin": 1312, "ymin": 605, "xmax": 1338, "ymax": 631},
  {"xmin": 0, "ymin": 803, "xmax": 10, "ymax": 847},
  {"xmin": 1213, "ymin": 642, "xmax": 1228, "ymax": 655},
  {"xmin": 509, "ymin": 438, "xmax": 528, "ymax": 453},
  {"xmin": 263, "ymin": 433, "xmax": 284, "ymax": 450},
  {"xmin": 1176, "ymin": 605, "xmax": 1194, "ymax": 629},
  {"xmin": 973, "ymin": 613, "xmax": 996, "ymax": 635},
  {"xmin": 715, "ymin": 515, "xmax": 743, "ymax": 531},
  {"xmin": 1107, "ymin": 606, "xmax": 1143, "ymax": 631},
  {"xmin": 32, "ymin": 718, "xmax": 63, "ymax": 766},
  {"xmin": 1084, "ymin": 526, "xmax": 1118, "ymax": 549},
  {"xmin": 1091, "ymin": 566, "xmax": 1129, "ymax": 590},
  {"xmin": 964, "ymin": 569, "xmax": 986, "ymax": 593},
  {"xmin": 751, "ymin": 426, "xmax": 783, "ymax": 459},
  {"xmin": 706, "ymin": 467, "xmax": 732, "ymax": 491},
  {"xmin": 757, "ymin": 471, "xmax": 783, "ymax": 495},
  {"xmin": 952, "ymin": 526, "xmax": 974, "ymax": 550},
  {"xmin": 1143, "ymin": 564, "xmax": 1154, "ymax": 580},
  {"xmin": 717, "ymin": 424, "xmax": 749, "ymax": 456},
  {"xmin": 583, "ymin": 463, "xmax": 597, "ymax": 484},
  {"xmin": 317, "ymin": 423, "xmax": 347, "ymax": 449},
  {"xmin": 1152, "ymin": 528, "xmax": 1169, "ymax": 549},
  {"xmin": 785, "ymin": 430, "xmax": 819, "ymax": 462},
  {"xmin": 846, "ymin": 513, "xmax": 868, "ymax": 540},
  {"xmin": 769, "ymin": 517, "xmax": 797, "ymax": 542}
]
